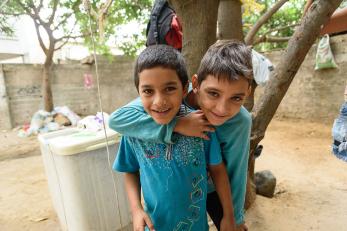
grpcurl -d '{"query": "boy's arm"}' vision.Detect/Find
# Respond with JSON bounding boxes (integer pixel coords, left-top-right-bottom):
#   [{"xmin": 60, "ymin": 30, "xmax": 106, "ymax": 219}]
[
  {"xmin": 224, "ymin": 107, "xmax": 252, "ymax": 225},
  {"xmin": 109, "ymin": 98, "xmax": 176, "ymax": 143},
  {"xmin": 205, "ymin": 133, "xmax": 236, "ymax": 231},
  {"xmin": 109, "ymin": 98, "xmax": 214, "ymax": 143},
  {"xmin": 209, "ymin": 164, "xmax": 236, "ymax": 231},
  {"xmin": 124, "ymin": 172, "xmax": 155, "ymax": 231},
  {"xmin": 113, "ymin": 137, "xmax": 155, "ymax": 231}
]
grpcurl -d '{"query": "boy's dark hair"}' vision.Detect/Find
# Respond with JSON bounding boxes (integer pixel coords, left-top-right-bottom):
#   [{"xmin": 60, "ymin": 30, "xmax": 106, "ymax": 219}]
[
  {"xmin": 134, "ymin": 45, "xmax": 188, "ymax": 90},
  {"xmin": 197, "ymin": 40, "xmax": 253, "ymax": 84}
]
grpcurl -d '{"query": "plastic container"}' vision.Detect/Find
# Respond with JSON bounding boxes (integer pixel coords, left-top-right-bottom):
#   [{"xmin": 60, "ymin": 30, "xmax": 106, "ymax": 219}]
[{"xmin": 38, "ymin": 128, "xmax": 132, "ymax": 231}]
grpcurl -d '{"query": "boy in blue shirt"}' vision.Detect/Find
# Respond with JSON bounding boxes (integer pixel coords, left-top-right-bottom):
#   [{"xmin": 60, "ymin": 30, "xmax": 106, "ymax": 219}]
[
  {"xmin": 112, "ymin": 45, "xmax": 236, "ymax": 231},
  {"xmin": 109, "ymin": 40, "xmax": 253, "ymax": 231}
]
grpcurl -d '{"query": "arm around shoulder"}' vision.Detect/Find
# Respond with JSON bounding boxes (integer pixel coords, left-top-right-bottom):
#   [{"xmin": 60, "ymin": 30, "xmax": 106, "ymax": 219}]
[{"xmin": 108, "ymin": 99, "xmax": 177, "ymax": 143}]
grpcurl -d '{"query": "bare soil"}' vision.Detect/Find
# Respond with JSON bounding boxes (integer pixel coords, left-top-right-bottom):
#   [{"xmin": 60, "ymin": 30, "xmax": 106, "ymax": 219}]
[{"xmin": 1, "ymin": 119, "xmax": 347, "ymax": 231}]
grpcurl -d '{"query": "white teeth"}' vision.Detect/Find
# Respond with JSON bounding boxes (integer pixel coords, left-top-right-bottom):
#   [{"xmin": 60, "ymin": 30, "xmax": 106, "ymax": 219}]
[{"xmin": 153, "ymin": 108, "xmax": 169, "ymax": 113}]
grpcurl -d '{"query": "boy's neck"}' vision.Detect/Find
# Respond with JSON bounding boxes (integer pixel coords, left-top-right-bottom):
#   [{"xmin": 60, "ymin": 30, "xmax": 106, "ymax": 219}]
[{"xmin": 185, "ymin": 91, "xmax": 200, "ymax": 109}]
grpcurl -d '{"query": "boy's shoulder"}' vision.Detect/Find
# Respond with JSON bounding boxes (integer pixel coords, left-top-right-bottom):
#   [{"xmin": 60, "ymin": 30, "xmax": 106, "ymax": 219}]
[{"xmin": 224, "ymin": 106, "xmax": 251, "ymax": 126}]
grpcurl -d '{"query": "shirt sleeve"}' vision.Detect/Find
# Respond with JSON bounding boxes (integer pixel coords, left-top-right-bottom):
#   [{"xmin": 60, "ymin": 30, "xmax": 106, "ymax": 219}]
[
  {"xmin": 204, "ymin": 132, "xmax": 222, "ymax": 166},
  {"xmin": 113, "ymin": 136, "xmax": 140, "ymax": 173},
  {"xmin": 108, "ymin": 97, "xmax": 177, "ymax": 144}
]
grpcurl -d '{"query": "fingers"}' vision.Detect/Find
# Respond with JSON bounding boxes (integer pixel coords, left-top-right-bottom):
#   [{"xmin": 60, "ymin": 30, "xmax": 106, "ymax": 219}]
[
  {"xmin": 201, "ymin": 133, "xmax": 210, "ymax": 140},
  {"xmin": 144, "ymin": 214, "xmax": 155, "ymax": 231},
  {"xmin": 193, "ymin": 109, "xmax": 204, "ymax": 114},
  {"xmin": 204, "ymin": 125, "xmax": 215, "ymax": 132}
]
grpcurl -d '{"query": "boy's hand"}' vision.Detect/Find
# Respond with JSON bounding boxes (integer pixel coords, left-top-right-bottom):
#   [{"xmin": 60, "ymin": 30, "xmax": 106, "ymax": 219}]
[
  {"xmin": 132, "ymin": 208, "xmax": 155, "ymax": 231},
  {"xmin": 220, "ymin": 216, "xmax": 237, "ymax": 231},
  {"xmin": 174, "ymin": 110, "xmax": 215, "ymax": 140}
]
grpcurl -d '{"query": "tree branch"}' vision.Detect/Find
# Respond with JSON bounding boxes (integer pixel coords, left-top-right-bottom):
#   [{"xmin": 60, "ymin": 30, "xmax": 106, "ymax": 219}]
[
  {"xmin": 263, "ymin": 23, "xmax": 300, "ymax": 37},
  {"xmin": 33, "ymin": 20, "xmax": 48, "ymax": 55},
  {"xmin": 83, "ymin": 0, "xmax": 98, "ymax": 18},
  {"xmin": 53, "ymin": 12, "xmax": 73, "ymax": 31},
  {"xmin": 55, "ymin": 34, "xmax": 86, "ymax": 43},
  {"xmin": 37, "ymin": 0, "xmax": 44, "ymax": 12},
  {"xmin": 250, "ymin": 0, "xmax": 343, "ymax": 149},
  {"xmin": 253, "ymin": 36, "xmax": 291, "ymax": 45},
  {"xmin": 14, "ymin": 0, "xmax": 34, "ymax": 17},
  {"xmin": 54, "ymin": 31, "xmax": 91, "ymax": 51},
  {"xmin": 0, "ymin": 11, "xmax": 24, "ymax": 16},
  {"xmin": 54, "ymin": 20, "xmax": 81, "ymax": 42},
  {"xmin": 101, "ymin": 0, "xmax": 114, "ymax": 15},
  {"xmin": 245, "ymin": 0, "xmax": 289, "ymax": 45},
  {"xmin": 15, "ymin": 0, "xmax": 50, "ymax": 29},
  {"xmin": 48, "ymin": 0, "xmax": 59, "ymax": 25},
  {"xmin": 54, "ymin": 39, "xmax": 71, "ymax": 51}
]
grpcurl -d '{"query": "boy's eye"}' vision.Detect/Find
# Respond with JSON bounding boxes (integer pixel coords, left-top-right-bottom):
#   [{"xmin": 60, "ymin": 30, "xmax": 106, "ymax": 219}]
[
  {"xmin": 231, "ymin": 96, "xmax": 244, "ymax": 103},
  {"xmin": 208, "ymin": 91, "xmax": 219, "ymax": 98},
  {"xmin": 165, "ymin": 86, "xmax": 177, "ymax": 92},
  {"xmin": 142, "ymin": 89, "xmax": 153, "ymax": 95}
]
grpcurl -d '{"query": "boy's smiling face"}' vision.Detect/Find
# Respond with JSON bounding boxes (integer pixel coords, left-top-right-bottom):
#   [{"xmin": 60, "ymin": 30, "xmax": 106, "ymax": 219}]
[
  {"xmin": 139, "ymin": 67, "xmax": 187, "ymax": 125},
  {"xmin": 192, "ymin": 74, "xmax": 250, "ymax": 126}
]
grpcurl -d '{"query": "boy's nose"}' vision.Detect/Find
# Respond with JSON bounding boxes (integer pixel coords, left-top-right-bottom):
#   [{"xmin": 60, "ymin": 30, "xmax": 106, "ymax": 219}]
[
  {"xmin": 153, "ymin": 95, "xmax": 167, "ymax": 107},
  {"xmin": 215, "ymin": 100, "xmax": 229, "ymax": 115}
]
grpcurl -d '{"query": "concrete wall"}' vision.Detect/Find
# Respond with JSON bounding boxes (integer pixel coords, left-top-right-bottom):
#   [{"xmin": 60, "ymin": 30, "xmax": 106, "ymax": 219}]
[
  {"xmin": 1, "ymin": 34, "xmax": 347, "ymax": 129},
  {"xmin": 255, "ymin": 34, "xmax": 347, "ymax": 123},
  {"xmin": 1, "ymin": 56, "xmax": 138, "ymax": 128}
]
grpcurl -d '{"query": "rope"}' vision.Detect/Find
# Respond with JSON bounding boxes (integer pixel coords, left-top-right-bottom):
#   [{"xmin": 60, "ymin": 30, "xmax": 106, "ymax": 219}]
[{"xmin": 83, "ymin": 0, "xmax": 124, "ymax": 228}]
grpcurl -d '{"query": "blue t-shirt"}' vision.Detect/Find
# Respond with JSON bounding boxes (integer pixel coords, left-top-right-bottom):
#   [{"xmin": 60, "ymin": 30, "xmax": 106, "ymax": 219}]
[
  {"xmin": 113, "ymin": 109, "xmax": 222, "ymax": 231},
  {"xmin": 109, "ymin": 97, "xmax": 251, "ymax": 225}
]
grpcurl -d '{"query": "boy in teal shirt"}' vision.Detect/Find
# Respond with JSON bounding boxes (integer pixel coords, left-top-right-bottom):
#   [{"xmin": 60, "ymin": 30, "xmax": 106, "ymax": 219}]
[
  {"xmin": 112, "ymin": 45, "xmax": 236, "ymax": 231},
  {"xmin": 110, "ymin": 40, "xmax": 253, "ymax": 230}
]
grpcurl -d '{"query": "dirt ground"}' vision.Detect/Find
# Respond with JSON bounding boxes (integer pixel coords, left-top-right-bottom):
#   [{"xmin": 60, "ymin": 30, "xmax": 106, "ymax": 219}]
[{"xmin": 0, "ymin": 119, "xmax": 347, "ymax": 231}]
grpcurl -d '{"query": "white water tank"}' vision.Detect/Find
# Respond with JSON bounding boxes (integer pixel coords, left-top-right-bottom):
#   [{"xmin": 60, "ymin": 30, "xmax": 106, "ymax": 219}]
[{"xmin": 39, "ymin": 128, "xmax": 132, "ymax": 231}]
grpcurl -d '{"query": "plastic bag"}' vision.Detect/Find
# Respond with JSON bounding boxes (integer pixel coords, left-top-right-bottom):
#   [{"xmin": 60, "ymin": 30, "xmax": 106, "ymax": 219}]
[
  {"xmin": 315, "ymin": 34, "xmax": 338, "ymax": 70},
  {"xmin": 252, "ymin": 50, "xmax": 274, "ymax": 86},
  {"xmin": 27, "ymin": 110, "xmax": 53, "ymax": 135},
  {"xmin": 77, "ymin": 112, "xmax": 110, "ymax": 132},
  {"xmin": 332, "ymin": 102, "xmax": 347, "ymax": 162}
]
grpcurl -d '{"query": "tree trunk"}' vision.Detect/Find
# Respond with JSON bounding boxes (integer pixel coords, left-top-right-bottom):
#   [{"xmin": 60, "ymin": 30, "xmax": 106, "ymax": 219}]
[
  {"xmin": 169, "ymin": 0, "xmax": 220, "ymax": 77},
  {"xmin": 43, "ymin": 51, "xmax": 54, "ymax": 112},
  {"xmin": 217, "ymin": 0, "xmax": 243, "ymax": 41},
  {"xmin": 215, "ymin": 1, "xmax": 256, "ymax": 208},
  {"xmin": 245, "ymin": 0, "xmax": 343, "ymax": 207}
]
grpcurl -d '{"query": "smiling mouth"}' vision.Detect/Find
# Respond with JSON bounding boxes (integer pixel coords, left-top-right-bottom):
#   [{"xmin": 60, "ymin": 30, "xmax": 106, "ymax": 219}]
[
  {"xmin": 210, "ymin": 111, "xmax": 227, "ymax": 119},
  {"xmin": 152, "ymin": 108, "xmax": 171, "ymax": 114}
]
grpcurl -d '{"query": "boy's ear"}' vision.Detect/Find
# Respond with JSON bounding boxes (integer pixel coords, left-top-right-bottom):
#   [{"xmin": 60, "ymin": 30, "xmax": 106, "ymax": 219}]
[
  {"xmin": 192, "ymin": 74, "xmax": 199, "ymax": 93},
  {"xmin": 246, "ymin": 84, "xmax": 252, "ymax": 97}
]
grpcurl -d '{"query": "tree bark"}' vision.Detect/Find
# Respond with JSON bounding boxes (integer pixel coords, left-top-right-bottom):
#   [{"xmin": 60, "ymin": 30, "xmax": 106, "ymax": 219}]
[
  {"xmin": 169, "ymin": 0, "xmax": 220, "ymax": 77},
  {"xmin": 245, "ymin": 0, "xmax": 343, "ymax": 207},
  {"xmin": 42, "ymin": 45, "xmax": 55, "ymax": 112},
  {"xmin": 42, "ymin": 62, "xmax": 54, "ymax": 112},
  {"xmin": 29, "ymin": 2, "xmax": 56, "ymax": 112},
  {"xmin": 217, "ymin": 0, "xmax": 243, "ymax": 41}
]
